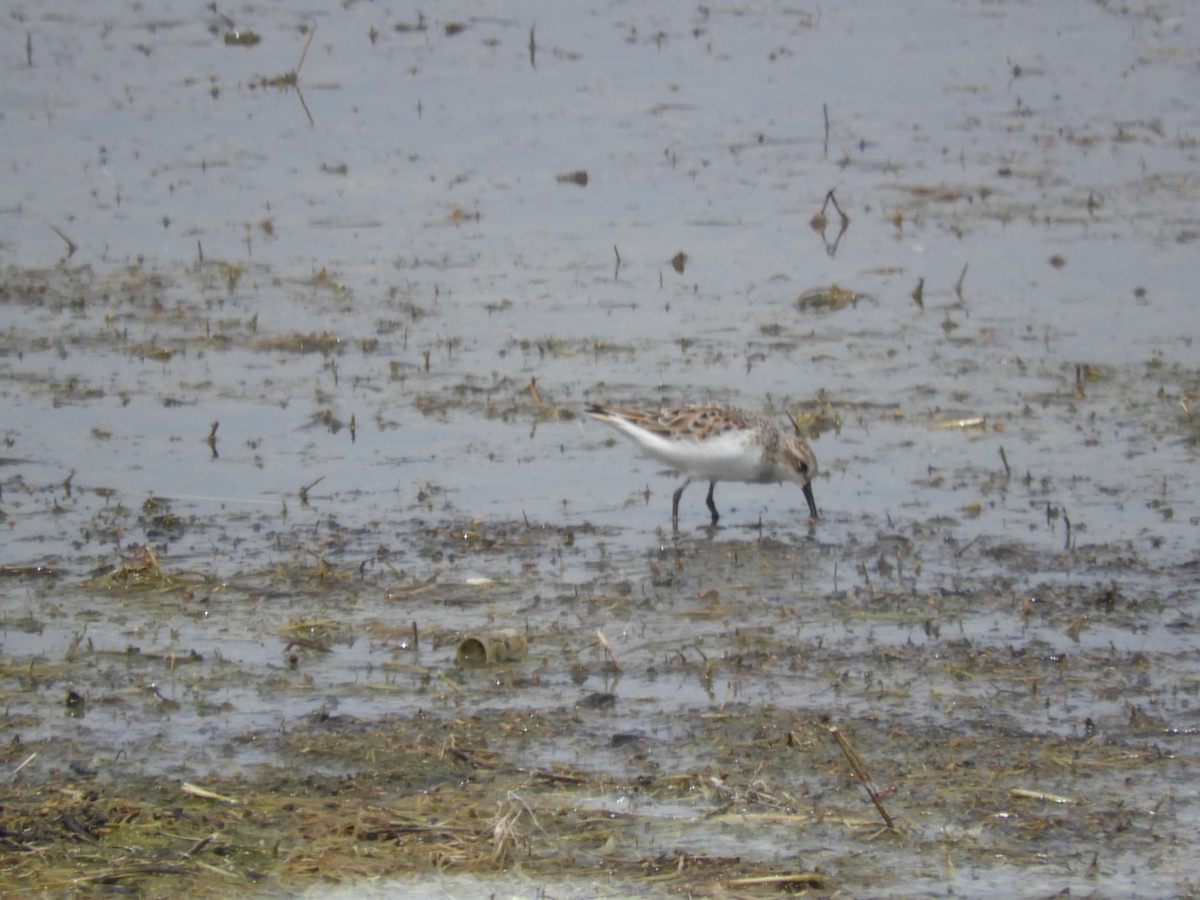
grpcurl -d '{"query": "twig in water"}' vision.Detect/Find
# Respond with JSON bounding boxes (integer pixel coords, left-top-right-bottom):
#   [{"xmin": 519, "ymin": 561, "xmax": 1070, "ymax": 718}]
[
  {"xmin": 818, "ymin": 188, "xmax": 849, "ymax": 227},
  {"xmin": 298, "ymin": 475, "xmax": 325, "ymax": 505},
  {"xmin": 294, "ymin": 26, "xmax": 315, "ymax": 77},
  {"xmin": 182, "ymin": 832, "xmax": 219, "ymax": 858},
  {"xmin": 49, "ymin": 223, "xmax": 78, "ymax": 256},
  {"xmin": 828, "ymin": 726, "xmax": 895, "ymax": 831},
  {"xmin": 181, "ymin": 782, "xmax": 241, "ymax": 804},
  {"xmin": 810, "ymin": 189, "xmax": 851, "ymax": 256},
  {"xmin": 1010, "ymin": 787, "xmax": 1076, "ymax": 805},
  {"xmin": 595, "ymin": 628, "xmax": 622, "ymax": 671},
  {"xmin": 3, "ymin": 752, "xmax": 37, "ymax": 783}
]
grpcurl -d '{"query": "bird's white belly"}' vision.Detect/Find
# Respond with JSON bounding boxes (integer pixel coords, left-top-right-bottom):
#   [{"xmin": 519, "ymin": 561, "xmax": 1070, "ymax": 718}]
[{"xmin": 644, "ymin": 432, "xmax": 763, "ymax": 482}]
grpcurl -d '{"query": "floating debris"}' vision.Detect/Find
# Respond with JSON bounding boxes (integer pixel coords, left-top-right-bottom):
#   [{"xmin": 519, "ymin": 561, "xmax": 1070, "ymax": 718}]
[
  {"xmin": 456, "ymin": 628, "xmax": 528, "ymax": 665},
  {"xmin": 935, "ymin": 416, "xmax": 986, "ymax": 430},
  {"xmin": 796, "ymin": 283, "xmax": 868, "ymax": 311},
  {"xmin": 223, "ymin": 30, "xmax": 261, "ymax": 47}
]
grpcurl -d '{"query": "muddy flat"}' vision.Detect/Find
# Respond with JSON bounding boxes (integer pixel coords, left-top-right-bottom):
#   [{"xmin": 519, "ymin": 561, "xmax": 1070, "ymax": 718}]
[{"xmin": 1, "ymin": 1, "xmax": 1197, "ymax": 896}]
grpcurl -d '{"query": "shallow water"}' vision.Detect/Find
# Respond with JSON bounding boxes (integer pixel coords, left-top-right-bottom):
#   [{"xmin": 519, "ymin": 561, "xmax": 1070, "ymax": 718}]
[{"xmin": 2, "ymin": 0, "xmax": 1199, "ymax": 896}]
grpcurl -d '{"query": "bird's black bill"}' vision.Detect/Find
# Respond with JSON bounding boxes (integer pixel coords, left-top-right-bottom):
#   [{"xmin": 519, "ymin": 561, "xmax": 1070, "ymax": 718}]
[{"xmin": 802, "ymin": 482, "xmax": 819, "ymax": 520}]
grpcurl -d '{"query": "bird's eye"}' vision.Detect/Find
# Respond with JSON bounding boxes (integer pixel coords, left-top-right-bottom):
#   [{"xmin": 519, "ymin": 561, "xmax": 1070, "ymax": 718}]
[{"xmin": 797, "ymin": 461, "xmax": 809, "ymax": 476}]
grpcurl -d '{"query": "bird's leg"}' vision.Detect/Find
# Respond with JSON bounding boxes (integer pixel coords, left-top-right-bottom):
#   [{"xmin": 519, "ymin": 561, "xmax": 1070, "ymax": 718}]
[
  {"xmin": 705, "ymin": 481, "xmax": 719, "ymax": 523},
  {"xmin": 672, "ymin": 477, "xmax": 693, "ymax": 526}
]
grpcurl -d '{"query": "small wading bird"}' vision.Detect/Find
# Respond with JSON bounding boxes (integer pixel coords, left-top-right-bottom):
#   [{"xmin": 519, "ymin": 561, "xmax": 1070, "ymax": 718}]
[{"xmin": 584, "ymin": 403, "xmax": 819, "ymax": 526}]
